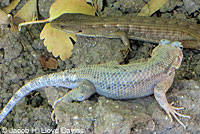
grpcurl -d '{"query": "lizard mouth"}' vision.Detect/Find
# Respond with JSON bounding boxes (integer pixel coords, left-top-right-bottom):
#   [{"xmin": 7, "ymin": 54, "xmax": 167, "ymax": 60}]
[{"xmin": 173, "ymin": 50, "xmax": 183, "ymax": 69}]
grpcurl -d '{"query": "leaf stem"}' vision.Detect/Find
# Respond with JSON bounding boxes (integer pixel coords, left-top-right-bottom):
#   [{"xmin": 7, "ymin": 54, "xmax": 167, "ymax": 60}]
[{"xmin": 18, "ymin": 18, "xmax": 50, "ymax": 31}]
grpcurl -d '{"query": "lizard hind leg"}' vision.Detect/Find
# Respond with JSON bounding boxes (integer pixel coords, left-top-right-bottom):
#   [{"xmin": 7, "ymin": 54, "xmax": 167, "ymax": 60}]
[{"xmin": 51, "ymin": 80, "xmax": 96, "ymax": 123}]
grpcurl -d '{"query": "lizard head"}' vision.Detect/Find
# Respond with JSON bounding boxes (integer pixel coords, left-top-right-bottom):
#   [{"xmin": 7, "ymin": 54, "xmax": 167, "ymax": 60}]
[
  {"xmin": 50, "ymin": 13, "xmax": 98, "ymax": 36},
  {"xmin": 51, "ymin": 13, "xmax": 84, "ymax": 34},
  {"xmin": 152, "ymin": 39, "xmax": 183, "ymax": 70}
]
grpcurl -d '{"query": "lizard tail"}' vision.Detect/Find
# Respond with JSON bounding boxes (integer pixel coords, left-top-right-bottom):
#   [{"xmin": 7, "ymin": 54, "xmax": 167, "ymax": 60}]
[{"xmin": 0, "ymin": 71, "xmax": 78, "ymax": 123}]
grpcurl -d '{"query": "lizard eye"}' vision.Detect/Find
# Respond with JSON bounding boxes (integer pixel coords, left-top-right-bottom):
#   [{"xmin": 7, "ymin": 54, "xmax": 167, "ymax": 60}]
[
  {"xmin": 179, "ymin": 46, "xmax": 183, "ymax": 50},
  {"xmin": 78, "ymin": 30, "xmax": 82, "ymax": 33},
  {"xmin": 171, "ymin": 41, "xmax": 183, "ymax": 49}
]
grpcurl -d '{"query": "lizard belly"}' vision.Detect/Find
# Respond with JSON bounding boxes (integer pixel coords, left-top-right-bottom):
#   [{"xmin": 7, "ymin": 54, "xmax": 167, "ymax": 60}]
[{"xmin": 94, "ymin": 76, "xmax": 156, "ymax": 100}]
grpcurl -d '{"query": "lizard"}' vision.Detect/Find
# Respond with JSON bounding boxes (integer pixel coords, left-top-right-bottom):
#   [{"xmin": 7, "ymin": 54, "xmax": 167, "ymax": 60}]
[
  {"xmin": 0, "ymin": 39, "xmax": 190, "ymax": 128},
  {"xmin": 50, "ymin": 13, "xmax": 200, "ymax": 50}
]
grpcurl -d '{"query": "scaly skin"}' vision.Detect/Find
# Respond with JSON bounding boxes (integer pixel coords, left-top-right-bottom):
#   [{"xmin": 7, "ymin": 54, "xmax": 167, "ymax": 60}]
[{"xmin": 0, "ymin": 40, "xmax": 190, "ymax": 128}]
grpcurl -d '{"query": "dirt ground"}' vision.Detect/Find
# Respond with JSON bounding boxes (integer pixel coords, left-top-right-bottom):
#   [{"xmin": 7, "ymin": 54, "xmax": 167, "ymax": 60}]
[{"xmin": 0, "ymin": 0, "xmax": 200, "ymax": 134}]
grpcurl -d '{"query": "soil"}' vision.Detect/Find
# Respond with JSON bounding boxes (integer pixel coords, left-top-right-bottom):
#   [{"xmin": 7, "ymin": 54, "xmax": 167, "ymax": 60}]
[{"xmin": 0, "ymin": 0, "xmax": 200, "ymax": 134}]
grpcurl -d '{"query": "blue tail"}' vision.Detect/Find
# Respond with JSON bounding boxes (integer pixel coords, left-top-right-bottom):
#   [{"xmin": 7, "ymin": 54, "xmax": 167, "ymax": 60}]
[{"xmin": 0, "ymin": 71, "xmax": 78, "ymax": 123}]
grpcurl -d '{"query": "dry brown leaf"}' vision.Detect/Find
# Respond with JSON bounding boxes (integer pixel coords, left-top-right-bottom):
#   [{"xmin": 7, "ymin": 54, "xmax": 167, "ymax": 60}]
[
  {"xmin": 10, "ymin": 16, "xmax": 24, "ymax": 32},
  {"xmin": 39, "ymin": 53, "xmax": 58, "ymax": 70},
  {"xmin": 0, "ymin": 9, "xmax": 9, "ymax": 24},
  {"xmin": 40, "ymin": 23, "xmax": 75, "ymax": 60},
  {"xmin": 2, "ymin": 0, "xmax": 21, "ymax": 14},
  {"xmin": 138, "ymin": 0, "xmax": 169, "ymax": 16},
  {"xmin": 40, "ymin": 0, "xmax": 96, "ymax": 61}
]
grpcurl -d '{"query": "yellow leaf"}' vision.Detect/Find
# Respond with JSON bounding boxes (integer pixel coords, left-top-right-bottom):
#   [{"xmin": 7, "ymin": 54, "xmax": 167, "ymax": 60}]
[
  {"xmin": 10, "ymin": 0, "xmax": 37, "ymax": 32},
  {"xmin": 14, "ymin": 0, "xmax": 37, "ymax": 21},
  {"xmin": 2, "ymin": 0, "xmax": 21, "ymax": 14},
  {"xmin": 49, "ymin": 0, "xmax": 96, "ymax": 21},
  {"xmin": 40, "ymin": 0, "xmax": 96, "ymax": 61},
  {"xmin": 138, "ymin": 0, "xmax": 169, "ymax": 16},
  {"xmin": 0, "ymin": 9, "xmax": 9, "ymax": 24},
  {"xmin": 18, "ymin": 0, "xmax": 96, "ymax": 60},
  {"xmin": 40, "ymin": 23, "xmax": 76, "ymax": 60}
]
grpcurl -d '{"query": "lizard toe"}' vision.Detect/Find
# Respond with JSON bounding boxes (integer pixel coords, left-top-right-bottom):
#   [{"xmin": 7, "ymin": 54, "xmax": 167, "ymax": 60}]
[
  {"xmin": 170, "ymin": 102, "xmax": 184, "ymax": 110},
  {"xmin": 167, "ymin": 103, "xmax": 190, "ymax": 129},
  {"xmin": 51, "ymin": 110, "xmax": 56, "ymax": 122},
  {"xmin": 51, "ymin": 110, "xmax": 59, "ymax": 124},
  {"xmin": 53, "ymin": 98, "xmax": 63, "ymax": 109}
]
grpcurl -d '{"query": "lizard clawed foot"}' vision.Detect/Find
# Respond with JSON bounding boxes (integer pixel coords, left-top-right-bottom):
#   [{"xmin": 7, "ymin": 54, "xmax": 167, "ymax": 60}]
[
  {"xmin": 120, "ymin": 46, "xmax": 131, "ymax": 59},
  {"xmin": 165, "ymin": 102, "xmax": 190, "ymax": 129},
  {"xmin": 51, "ymin": 110, "xmax": 59, "ymax": 124},
  {"xmin": 51, "ymin": 95, "xmax": 73, "ymax": 124}
]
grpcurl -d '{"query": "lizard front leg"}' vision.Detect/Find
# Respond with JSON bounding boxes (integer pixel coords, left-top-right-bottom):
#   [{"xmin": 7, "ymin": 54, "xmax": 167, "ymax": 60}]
[
  {"xmin": 110, "ymin": 31, "xmax": 131, "ymax": 57},
  {"xmin": 154, "ymin": 72, "xmax": 190, "ymax": 128},
  {"xmin": 51, "ymin": 80, "xmax": 96, "ymax": 123}
]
